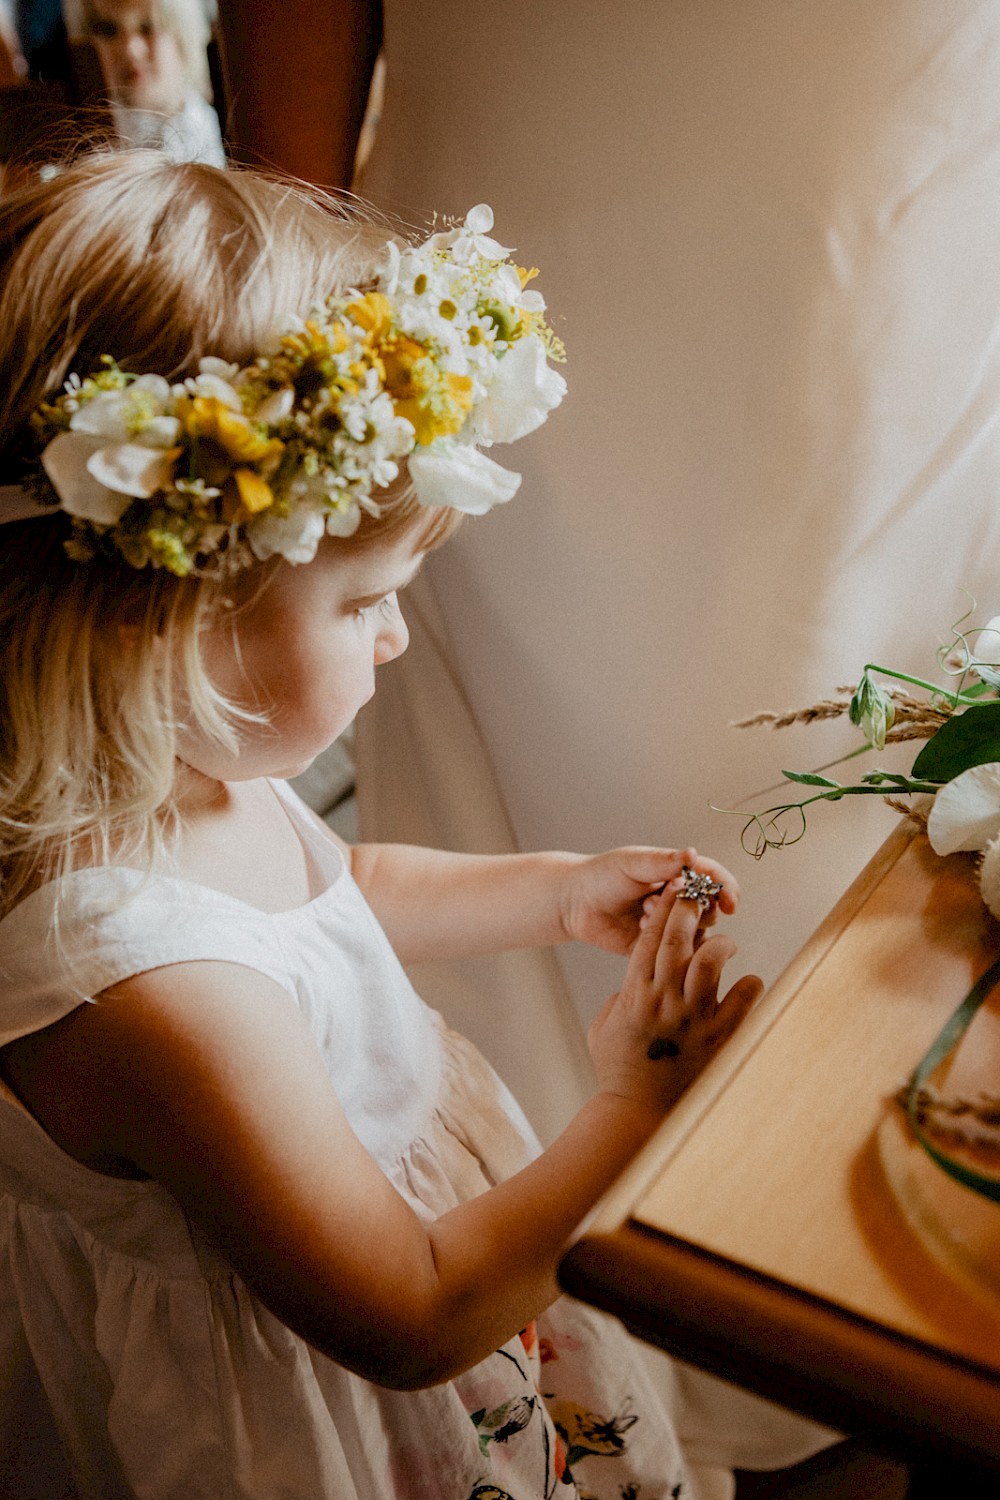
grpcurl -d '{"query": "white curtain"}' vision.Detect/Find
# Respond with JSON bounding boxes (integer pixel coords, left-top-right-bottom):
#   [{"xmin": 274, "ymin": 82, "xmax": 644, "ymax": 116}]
[{"xmin": 357, "ymin": 0, "xmax": 1000, "ymax": 1143}]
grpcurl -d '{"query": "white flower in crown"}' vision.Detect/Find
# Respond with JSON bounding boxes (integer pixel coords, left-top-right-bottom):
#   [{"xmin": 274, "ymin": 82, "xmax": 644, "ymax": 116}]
[
  {"xmin": 29, "ymin": 206, "xmax": 566, "ymax": 573},
  {"xmin": 175, "ymin": 357, "xmax": 243, "ymax": 409},
  {"xmin": 407, "ymin": 441, "xmax": 522, "ymax": 515},
  {"xmin": 470, "ymin": 335, "xmax": 568, "ymax": 446},
  {"xmin": 428, "ymin": 203, "xmax": 514, "ymax": 265},
  {"xmin": 41, "ymin": 373, "xmax": 182, "ymax": 527},
  {"xmin": 248, "ymin": 497, "xmax": 330, "ymax": 564}
]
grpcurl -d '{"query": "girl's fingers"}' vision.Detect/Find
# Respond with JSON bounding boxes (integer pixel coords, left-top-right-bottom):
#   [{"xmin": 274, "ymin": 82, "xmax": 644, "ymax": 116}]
[
  {"xmin": 680, "ymin": 932, "xmax": 736, "ymax": 1010},
  {"xmin": 630, "ymin": 869, "xmax": 759, "ymax": 1040},
  {"xmin": 650, "ymin": 883, "xmax": 705, "ymax": 991},
  {"xmin": 657, "ymin": 971, "xmax": 758, "ymax": 1077},
  {"xmin": 706, "ymin": 974, "xmax": 762, "ymax": 1045},
  {"xmin": 726, "ymin": 972, "xmax": 764, "ymax": 1016},
  {"xmin": 628, "ymin": 883, "xmax": 679, "ymax": 981}
]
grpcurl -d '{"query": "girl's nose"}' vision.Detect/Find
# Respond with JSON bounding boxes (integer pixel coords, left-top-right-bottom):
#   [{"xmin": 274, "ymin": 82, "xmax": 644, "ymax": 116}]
[{"xmin": 123, "ymin": 30, "xmax": 150, "ymax": 66}]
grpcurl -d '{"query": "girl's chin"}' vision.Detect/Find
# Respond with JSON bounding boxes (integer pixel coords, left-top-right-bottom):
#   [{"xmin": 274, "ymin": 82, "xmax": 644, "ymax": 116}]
[
  {"xmin": 177, "ymin": 724, "xmax": 358, "ymax": 785},
  {"xmin": 268, "ymin": 742, "xmax": 353, "ymax": 782},
  {"xmin": 272, "ymin": 759, "xmax": 321, "ymax": 781}
]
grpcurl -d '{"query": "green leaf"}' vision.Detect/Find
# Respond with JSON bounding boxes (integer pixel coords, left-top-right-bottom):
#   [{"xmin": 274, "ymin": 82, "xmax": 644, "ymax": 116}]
[
  {"xmin": 781, "ymin": 770, "xmax": 843, "ymax": 788},
  {"xmin": 911, "ymin": 702, "xmax": 1000, "ymax": 780}
]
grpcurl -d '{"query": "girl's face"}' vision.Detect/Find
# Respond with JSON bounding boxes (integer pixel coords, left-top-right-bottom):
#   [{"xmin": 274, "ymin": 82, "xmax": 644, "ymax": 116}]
[
  {"xmin": 88, "ymin": 0, "xmax": 188, "ymax": 114},
  {"xmin": 180, "ymin": 534, "xmax": 421, "ymax": 784}
]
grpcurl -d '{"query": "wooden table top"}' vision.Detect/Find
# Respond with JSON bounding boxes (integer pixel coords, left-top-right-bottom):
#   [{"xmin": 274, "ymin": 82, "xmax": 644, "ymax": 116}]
[{"xmin": 559, "ymin": 822, "xmax": 1000, "ymax": 1474}]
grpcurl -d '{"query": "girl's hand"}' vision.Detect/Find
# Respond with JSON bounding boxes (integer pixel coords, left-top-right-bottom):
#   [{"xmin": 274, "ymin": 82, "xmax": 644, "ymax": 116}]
[
  {"xmin": 559, "ymin": 845, "xmax": 740, "ymax": 955},
  {"xmin": 588, "ymin": 875, "xmax": 761, "ymax": 1119}
]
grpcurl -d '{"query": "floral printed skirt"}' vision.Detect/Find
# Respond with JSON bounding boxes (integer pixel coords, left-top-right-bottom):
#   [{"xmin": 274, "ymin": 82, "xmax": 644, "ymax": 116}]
[{"xmin": 371, "ymin": 1301, "xmax": 696, "ymax": 1500}]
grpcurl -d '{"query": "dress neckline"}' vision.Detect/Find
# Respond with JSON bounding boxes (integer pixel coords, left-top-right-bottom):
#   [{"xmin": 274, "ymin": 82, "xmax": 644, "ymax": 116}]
[{"xmin": 0, "ymin": 779, "xmax": 348, "ymax": 930}]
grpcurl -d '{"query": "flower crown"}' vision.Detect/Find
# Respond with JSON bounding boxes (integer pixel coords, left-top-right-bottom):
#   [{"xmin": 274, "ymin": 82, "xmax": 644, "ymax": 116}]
[{"xmin": 14, "ymin": 206, "xmax": 566, "ymax": 575}]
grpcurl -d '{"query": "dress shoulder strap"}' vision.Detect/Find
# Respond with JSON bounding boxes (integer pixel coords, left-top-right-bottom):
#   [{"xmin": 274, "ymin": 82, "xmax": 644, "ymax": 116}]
[{"xmin": 0, "ymin": 865, "xmax": 297, "ymax": 1047}]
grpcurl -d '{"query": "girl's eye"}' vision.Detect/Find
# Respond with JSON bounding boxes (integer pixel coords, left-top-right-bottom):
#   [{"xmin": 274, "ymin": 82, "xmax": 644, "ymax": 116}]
[{"xmin": 355, "ymin": 595, "xmax": 397, "ymax": 621}]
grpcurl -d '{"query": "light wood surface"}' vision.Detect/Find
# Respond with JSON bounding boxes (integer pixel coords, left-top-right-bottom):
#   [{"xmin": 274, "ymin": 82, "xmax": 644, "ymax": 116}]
[
  {"xmin": 560, "ymin": 821, "xmax": 1000, "ymax": 1469},
  {"xmin": 638, "ymin": 825, "xmax": 1000, "ymax": 1365}
]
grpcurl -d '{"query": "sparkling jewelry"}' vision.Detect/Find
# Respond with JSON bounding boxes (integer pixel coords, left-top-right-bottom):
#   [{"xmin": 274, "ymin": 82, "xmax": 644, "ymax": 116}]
[{"xmin": 678, "ymin": 864, "xmax": 723, "ymax": 913}]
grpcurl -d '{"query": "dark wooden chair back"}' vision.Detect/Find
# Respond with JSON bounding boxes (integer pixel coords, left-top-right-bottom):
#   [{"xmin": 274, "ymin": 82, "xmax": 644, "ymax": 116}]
[{"xmin": 0, "ymin": 40, "xmax": 114, "ymax": 189}]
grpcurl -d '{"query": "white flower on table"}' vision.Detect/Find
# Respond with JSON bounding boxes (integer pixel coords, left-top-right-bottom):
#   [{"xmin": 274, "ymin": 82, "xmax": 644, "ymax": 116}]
[
  {"xmin": 979, "ymin": 837, "xmax": 1000, "ymax": 920},
  {"xmin": 970, "ymin": 616, "xmax": 1000, "ymax": 689},
  {"xmin": 927, "ymin": 764, "xmax": 1000, "ymax": 855},
  {"xmin": 927, "ymin": 761, "xmax": 1000, "ymax": 920}
]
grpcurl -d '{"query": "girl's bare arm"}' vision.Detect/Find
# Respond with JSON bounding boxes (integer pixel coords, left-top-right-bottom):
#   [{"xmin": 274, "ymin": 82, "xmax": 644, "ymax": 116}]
[
  {"xmin": 347, "ymin": 838, "xmax": 741, "ymax": 963},
  {"xmin": 30, "ymin": 882, "xmax": 756, "ymax": 1390}
]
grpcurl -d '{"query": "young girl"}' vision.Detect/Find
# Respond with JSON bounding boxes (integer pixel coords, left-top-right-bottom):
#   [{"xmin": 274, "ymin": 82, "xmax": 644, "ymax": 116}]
[
  {"xmin": 0, "ymin": 153, "xmax": 762, "ymax": 1500},
  {"xmin": 63, "ymin": 0, "xmax": 225, "ymax": 166}
]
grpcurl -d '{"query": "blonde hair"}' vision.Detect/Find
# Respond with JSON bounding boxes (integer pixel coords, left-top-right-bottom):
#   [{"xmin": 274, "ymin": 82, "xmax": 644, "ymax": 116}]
[
  {"xmin": 64, "ymin": 0, "xmax": 213, "ymax": 99},
  {"xmin": 0, "ymin": 152, "xmax": 460, "ymax": 913}
]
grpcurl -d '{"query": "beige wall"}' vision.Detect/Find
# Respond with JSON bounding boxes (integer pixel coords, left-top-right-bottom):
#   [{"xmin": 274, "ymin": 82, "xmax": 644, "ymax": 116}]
[{"xmin": 358, "ymin": 1, "xmax": 1000, "ymax": 1123}]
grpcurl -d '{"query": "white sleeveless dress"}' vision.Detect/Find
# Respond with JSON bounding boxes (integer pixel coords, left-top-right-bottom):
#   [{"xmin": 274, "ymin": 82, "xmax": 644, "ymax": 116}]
[{"xmin": 0, "ymin": 780, "xmax": 712, "ymax": 1500}]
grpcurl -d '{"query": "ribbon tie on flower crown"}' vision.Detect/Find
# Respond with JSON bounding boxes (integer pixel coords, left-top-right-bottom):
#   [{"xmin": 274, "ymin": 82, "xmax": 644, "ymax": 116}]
[{"xmin": 13, "ymin": 205, "xmax": 567, "ymax": 576}]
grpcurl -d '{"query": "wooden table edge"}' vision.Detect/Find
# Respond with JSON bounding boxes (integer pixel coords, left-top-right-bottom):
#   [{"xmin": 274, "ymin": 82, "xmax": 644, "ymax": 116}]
[
  {"xmin": 558, "ymin": 1221, "xmax": 1000, "ymax": 1475},
  {"xmin": 559, "ymin": 820, "xmax": 1000, "ymax": 1475}
]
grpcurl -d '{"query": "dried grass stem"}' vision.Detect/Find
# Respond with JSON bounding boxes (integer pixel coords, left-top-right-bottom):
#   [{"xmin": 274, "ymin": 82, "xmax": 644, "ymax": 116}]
[{"xmin": 733, "ymin": 684, "xmax": 951, "ymax": 738}]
